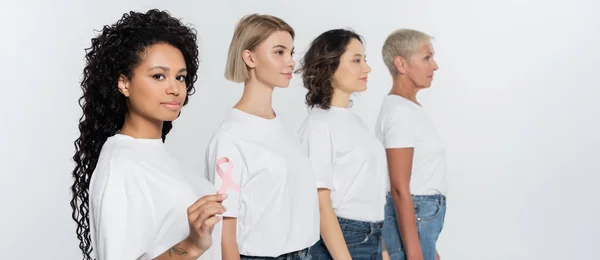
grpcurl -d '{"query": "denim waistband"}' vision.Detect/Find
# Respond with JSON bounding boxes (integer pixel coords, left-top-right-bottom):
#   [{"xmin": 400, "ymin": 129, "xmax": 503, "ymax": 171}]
[
  {"xmin": 241, "ymin": 247, "xmax": 309, "ymax": 259},
  {"xmin": 337, "ymin": 216, "xmax": 384, "ymax": 233},
  {"xmin": 281, "ymin": 247, "xmax": 309, "ymax": 258},
  {"xmin": 387, "ymin": 192, "xmax": 446, "ymax": 204}
]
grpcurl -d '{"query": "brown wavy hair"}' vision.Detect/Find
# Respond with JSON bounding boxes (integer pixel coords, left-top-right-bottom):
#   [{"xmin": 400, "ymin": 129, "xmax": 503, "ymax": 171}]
[{"xmin": 295, "ymin": 29, "xmax": 363, "ymax": 109}]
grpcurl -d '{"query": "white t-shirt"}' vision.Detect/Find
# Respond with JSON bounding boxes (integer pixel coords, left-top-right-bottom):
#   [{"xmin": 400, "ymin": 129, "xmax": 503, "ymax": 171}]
[
  {"xmin": 89, "ymin": 134, "xmax": 222, "ymax": 260},
  {"xmin": 298, "ymin": 106, "xmax": 388, "ymax": 222},
  {"xmin": 205, "ymin": 108, "xmax": 320, "ymax": 257},
  {"xmin": 375, "ymin": 95, "xmax": 448, "ymax": 195}
]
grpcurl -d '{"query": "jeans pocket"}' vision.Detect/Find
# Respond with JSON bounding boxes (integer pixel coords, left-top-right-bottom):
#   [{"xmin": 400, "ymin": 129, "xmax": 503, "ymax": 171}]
[
  {"xmin": 342, "ymin": 229, "xmax": 369, "ymax": 247},
  {"xmin": 292, "ymin": 248, "xmax": 312, "ymax": 260},
  {"xmin": 415, "ymin": 200, "xmax": 442, "ymax": 222}
]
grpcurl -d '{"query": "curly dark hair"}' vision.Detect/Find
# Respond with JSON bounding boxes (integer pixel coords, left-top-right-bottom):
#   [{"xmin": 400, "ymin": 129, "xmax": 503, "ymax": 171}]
[
  {"xmin": 70, "ymin": 9, "xmax": 199, "ymax": 260},
  {"xmin": 295, "ymin": 29, "xmax": 363, "ymax": 109}
]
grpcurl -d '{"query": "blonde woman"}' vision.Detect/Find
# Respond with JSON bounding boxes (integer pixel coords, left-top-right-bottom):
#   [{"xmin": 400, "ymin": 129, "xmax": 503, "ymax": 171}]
[
  {"xmin": 205, "ymin": 14, "xmax": 319, "ymax": 260},
  {"xmin": 376, "ymin": 29, "xmax": 447, "ymax": 260}
]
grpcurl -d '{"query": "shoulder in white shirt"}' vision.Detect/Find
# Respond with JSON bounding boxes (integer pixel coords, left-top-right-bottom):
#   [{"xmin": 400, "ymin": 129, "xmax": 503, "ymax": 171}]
[
  {"xmin": 298, "ymin": 106, "xmax": 388, "ymax": 222},
  {"xmin": 89, "ymin": 134, "xmax": 221, "ymax": 260},
  {"xmin": 205, "ymin": 108, "xmax": 320, "ymax": 257},
  {"xmin": 375, "ymin": 95, "xmax": 448, "ymax": 195}
]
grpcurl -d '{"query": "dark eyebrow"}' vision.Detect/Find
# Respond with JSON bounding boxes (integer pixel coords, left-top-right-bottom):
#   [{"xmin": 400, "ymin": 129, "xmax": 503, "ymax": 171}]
[
  {"xmin": 148, "ymin": 66, "xmax": 169, "ymax": 72},
  {"xmin": 353, "ymin": 54, "xmax": 365, "ymax": 58},
  {"xmin": 148, "ymin": 66, "xmax": 187, "ymax": 73}
]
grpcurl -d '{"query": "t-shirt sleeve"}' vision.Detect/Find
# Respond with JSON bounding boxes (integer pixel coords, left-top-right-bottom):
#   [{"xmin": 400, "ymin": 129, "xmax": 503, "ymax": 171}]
[
  {"xmin": 300, "ymin": 121, "xmax": 335, "ymax": 191},
  {"xmin": 205, "ymin": 133, "xmax": 245, "ymax": 218},
  {"xmin": 90, "ymin": 164, "xmax": 153, "ymax": 259},
  {"xmin": 382, "ymin": 105, "xmax": 417, "ymax": 149}
]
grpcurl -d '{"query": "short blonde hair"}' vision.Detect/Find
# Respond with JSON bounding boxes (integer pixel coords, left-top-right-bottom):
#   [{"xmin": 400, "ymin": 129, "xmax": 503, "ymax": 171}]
[
  {"xmin": 224, "ymin": 14, "xmax": 295, "ymax": 82},
  {"xmin": 382, "ymin": 29, "xmax": 433, "ymax": 76}
]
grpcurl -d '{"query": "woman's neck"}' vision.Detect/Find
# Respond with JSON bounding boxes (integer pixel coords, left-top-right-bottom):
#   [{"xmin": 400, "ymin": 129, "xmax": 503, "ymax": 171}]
[
  {"xmin": 119, "ymin": 113, "xmax": 162, "ymax": 139},
  {"xmin": 390, "ymin": 75, "xmax": 420, "ymax": 105},
  {"xmin": 331, "ymin": 88, "xmax": 351, "ymax": 108},
  {"xmin": 234, "ymin": 77, "xmax": 276, "ymax": 119}
]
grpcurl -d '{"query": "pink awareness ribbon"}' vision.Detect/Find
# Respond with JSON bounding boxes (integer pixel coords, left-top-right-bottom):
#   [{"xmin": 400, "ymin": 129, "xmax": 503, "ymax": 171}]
[{"xmin": 216, "ymin": 157, "xmax": 241, "ymax": 194}]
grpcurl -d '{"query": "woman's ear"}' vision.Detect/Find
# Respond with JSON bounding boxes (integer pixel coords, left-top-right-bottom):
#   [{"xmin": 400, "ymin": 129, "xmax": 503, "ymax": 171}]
[
  {"xmin": 117, "ymin": 75, "xmax": 130, "ymax": 97},
  {"xmin": 242, "ymin": 49, "xmax": 256, "ymax": 68},
  {"xmin": 394, "ymin": 56, "xmax": 409, "ymax": 75}
]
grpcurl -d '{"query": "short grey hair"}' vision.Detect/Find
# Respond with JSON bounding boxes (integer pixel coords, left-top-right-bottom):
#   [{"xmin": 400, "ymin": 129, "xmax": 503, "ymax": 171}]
[{"xmin": 382, "ymin": 29, "xmax": 433, "ymax": 76}]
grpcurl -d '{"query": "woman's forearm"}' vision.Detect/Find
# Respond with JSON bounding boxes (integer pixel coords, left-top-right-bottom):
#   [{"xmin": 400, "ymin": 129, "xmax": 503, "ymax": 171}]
[
  {"xmin": 222, "ymin": 217, "xmax": 240, "ymax": 260},
  {"xmin": 319, "ymin": 205, "xmax": 352, "ymax": 260},
  {"xmin": 317, "ymin": 189, "xmax": 352, "ymax": 260},
  {"xmin": 153, "ymin": 238, "xmax": 203, "ymax": 260},
  {"xmin": 392, "ymin": 189, "xmax": 422, "ymax": 258}
]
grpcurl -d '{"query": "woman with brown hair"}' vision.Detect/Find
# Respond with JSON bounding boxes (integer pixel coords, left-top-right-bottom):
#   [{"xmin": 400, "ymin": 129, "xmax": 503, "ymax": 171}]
[{"xmin": 296, "ymin": 29, "xmax": 388, "ymax": 260}]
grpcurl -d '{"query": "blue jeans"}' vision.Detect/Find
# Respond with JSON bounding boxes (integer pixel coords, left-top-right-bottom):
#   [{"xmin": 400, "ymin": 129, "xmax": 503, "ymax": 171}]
[
  {"xmin": 310, "ymin": 216, "xmax": 383, "ymax": 260},
  {"xmin": 383, "ymin": 193, "xmax": 446, "ymax": 260},
  {"xmin": 240, "ymin": 248, "xmax": 311, "ymax": 260}
]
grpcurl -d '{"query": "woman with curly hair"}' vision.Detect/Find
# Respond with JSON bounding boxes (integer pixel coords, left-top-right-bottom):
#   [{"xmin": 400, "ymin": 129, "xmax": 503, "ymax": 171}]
[
  {"xmin": 70, "ymin": 9, "xmax": 224, "ymax": 260},
  {"xmin": 296, "ymin": 29, "xmax": 388, "ymax": 260},
  {"xmin": 204, "ymin": 14, "xmax": 319, "ymax": 260}
]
